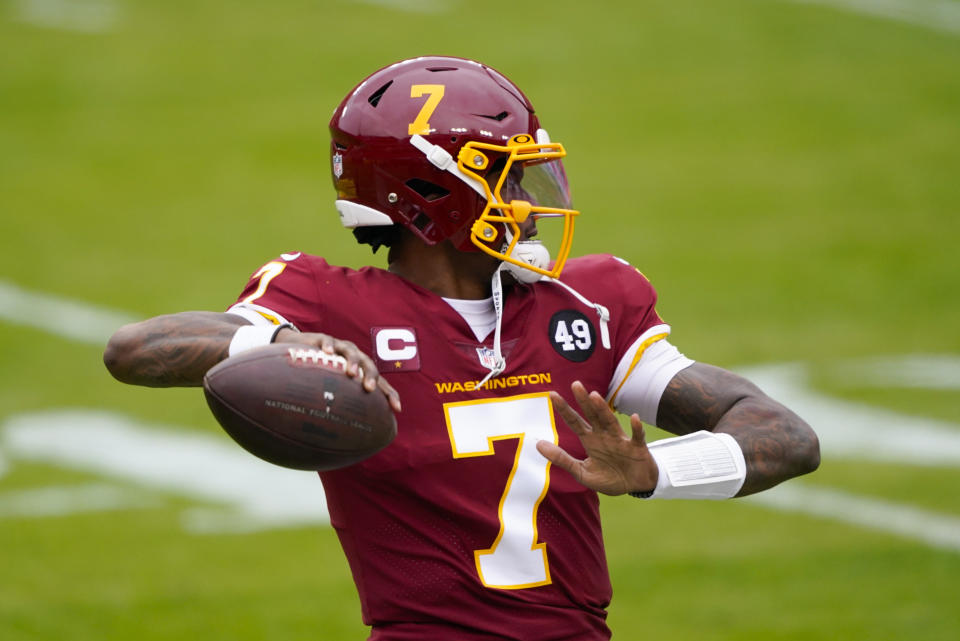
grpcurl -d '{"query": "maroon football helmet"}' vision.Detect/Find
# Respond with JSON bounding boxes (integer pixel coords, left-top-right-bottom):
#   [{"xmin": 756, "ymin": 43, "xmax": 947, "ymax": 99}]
[{"xmin": 329, "ymin": 56, "xmax": 578, "ymax": 279}]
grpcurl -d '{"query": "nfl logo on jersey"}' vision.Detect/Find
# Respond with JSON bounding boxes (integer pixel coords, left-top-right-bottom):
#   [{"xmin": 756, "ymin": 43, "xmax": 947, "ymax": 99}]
[{"xmin": 476, "ymin": 346, "xmax": 499, "ymax": 370}]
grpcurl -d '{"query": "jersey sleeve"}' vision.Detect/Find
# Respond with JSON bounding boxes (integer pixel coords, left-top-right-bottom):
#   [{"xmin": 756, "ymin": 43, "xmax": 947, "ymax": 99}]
[
  {"xmin": 225, "ymin": 253, "xmax": 327, "ymax": 329},
  {"xmin": 593, "ymin": 256, "xmax": 694, "ymax": 424}
]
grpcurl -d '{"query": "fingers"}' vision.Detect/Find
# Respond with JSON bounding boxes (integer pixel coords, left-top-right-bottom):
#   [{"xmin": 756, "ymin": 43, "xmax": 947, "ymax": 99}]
[
  {"xmin": 315, "ymin": 336, "xmax": 372, "ymax": 389},
  {"xmin": 378, "ymin": 377, "xmax": 403, "ymax": 414},
  {"xmin": 629, "ymin": 414, "xmax": 648, "ymax": 446},
  {"xmin": 329, "ymin": 338, "xmax": 401, "ymax": 413},
  {"xmin": 549, "ymin": 391, "xmax": 591, "ymax": 436},
  {"xmin": 277, "ymin": 331, "xmax": 401, "ymax": 413},
  {"xmin": 535, "ymin": 440, "xmax": 583, "ymax": 483},
  {"xmin": 569, "ymin": 381, "xmax": 625, "ymax": 437},
  {"xmin": 329, "ymin": 338, "xmax": 367, "ymax": 381}
]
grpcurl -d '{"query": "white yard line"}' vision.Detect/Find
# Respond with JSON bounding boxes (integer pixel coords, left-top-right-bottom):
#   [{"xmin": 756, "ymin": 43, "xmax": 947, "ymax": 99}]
[
  {"xmin": 786, "ymin": 0, "xmax": 960, "ymax": 35},
  {"xmin": 14, "ymin": 0, "xmax": 119, "ymax": 34},
  {"xmin": 827, "ymin": 354, "xmax": 960, "ymax": 390},
  {"xmin": 739, "ymin": 363, "xmax": 960, "ymax": 467},
  {"xmin": 0, "ymin": 279, "xmax": 137, "ymax": 346},
  {"xmin": 351, "ymin": 0, "xmax": 457, "ymax": 14},
  {"xmin": 746, "ymin": 483, "xmax": 960, "ymax": 552},
  {"xmin": 0, "ymin": 482, "xmax": 160, "ymax": 518},
  {"xmin": 1, "ymin": 409, "xmax": 329, "ymax": 533}
]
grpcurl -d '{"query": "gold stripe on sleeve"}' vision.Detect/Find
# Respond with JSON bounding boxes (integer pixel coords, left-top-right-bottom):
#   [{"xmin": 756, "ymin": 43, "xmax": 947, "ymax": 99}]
[{"xmin": 608, "ymin": 332, "xmax": 669, "ymax": 409}]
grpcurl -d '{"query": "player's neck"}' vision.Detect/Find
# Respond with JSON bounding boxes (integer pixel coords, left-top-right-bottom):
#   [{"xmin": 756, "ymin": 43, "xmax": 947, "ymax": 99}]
[{"xmin": 387, "ymin": 232, "xmax": 497, "ymax": 300}]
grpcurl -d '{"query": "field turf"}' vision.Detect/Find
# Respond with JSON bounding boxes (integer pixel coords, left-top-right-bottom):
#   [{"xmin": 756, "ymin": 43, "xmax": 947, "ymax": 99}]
[{"xmin": 1, "ymin": 1, "xmax": 959, "ymax": 639}]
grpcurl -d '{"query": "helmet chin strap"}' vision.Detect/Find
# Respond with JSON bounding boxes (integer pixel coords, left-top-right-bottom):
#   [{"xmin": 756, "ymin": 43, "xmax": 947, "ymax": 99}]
[
  {"xmin": 477, "ymin": 265, "xmax": 508, "ymax": 388},
  {"xmin": 543, "ymin": 276, "xmax": 611, "ymax": 350},
  {"xmin": 501, "ymin": 231, "xmax": 609, "ymax": 350},
  {"xmin": 409, "ymin": 135, "xmax": 487, "ymax": 198},
  {"xmin": 475, "ymin": 236, "xmax": 611, "ymax": 386}
]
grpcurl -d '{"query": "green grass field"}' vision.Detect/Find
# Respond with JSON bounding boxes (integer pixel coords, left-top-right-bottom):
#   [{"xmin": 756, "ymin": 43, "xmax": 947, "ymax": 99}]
[{"xmin": 2, "ymin": 0, "xmax": 959, "ymax": 639}]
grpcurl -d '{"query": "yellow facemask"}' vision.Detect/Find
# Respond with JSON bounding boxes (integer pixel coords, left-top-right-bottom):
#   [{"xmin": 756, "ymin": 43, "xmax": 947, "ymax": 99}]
[{"xmin": 457, "ymin": 133, "xmax": 580, "ymax": 280}]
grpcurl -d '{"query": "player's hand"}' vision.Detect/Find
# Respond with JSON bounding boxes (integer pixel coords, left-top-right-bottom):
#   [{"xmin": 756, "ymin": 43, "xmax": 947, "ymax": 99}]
[
  {"xmin": 536, "ymin": 381, "xmax": 657, "ymax": 496},
  {"xmin": 274, "ymin": 328, "xmax": 402, "ymax": 413}
]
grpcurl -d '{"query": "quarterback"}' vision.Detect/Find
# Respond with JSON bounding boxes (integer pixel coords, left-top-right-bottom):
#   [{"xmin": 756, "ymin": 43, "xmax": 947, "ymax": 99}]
[{"xmin": 104, "ymin": 56, "xmax": 820, "ymax": 640}]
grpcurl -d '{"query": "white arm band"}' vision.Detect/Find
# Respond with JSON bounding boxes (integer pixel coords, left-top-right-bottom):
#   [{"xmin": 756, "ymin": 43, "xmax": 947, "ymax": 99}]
[
  {"xmin": 228, "ymin": 323, "xmax": 293, "ymax": 357},
  {"xmin": 639, "ymin": 431, "xmax": 747, "ymax": 500},
  {"xmin": 607, "ymin": 329, "xmax": 694, "ymax": 426}
]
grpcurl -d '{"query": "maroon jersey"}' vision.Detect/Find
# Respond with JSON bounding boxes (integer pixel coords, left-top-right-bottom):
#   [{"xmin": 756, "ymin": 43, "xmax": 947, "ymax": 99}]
[{"xmin": 229, "ymin": 253, "xmax": 664, "ymax": 641}]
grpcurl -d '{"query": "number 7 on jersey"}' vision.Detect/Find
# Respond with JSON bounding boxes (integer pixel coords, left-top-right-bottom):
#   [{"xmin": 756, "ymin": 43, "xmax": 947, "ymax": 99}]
[{"xmin": 444, "ymin": 393, "xmax": 558, "ymax": 589}]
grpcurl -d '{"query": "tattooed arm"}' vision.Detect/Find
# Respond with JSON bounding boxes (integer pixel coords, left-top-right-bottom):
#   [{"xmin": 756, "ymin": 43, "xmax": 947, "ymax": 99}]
[
  {"xmin": 103, "ymin": 312, "xmax": 402, "ymax": 411},
  {"xmin": 655, "ymin": 362, "xmax": 819, "ymax": 496},
  {"xmin": 539, "ymin": 363, "xmax": 819, "ymax": 498},
  {"xmin": 103, "ymin": 312, "xmax": 248, "ymax": 387}
]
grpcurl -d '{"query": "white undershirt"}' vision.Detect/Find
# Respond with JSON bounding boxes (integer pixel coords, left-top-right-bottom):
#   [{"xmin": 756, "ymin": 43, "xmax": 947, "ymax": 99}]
[{"xmin": 443, "ymin": 296, "xmax": 497, "ymax": 342}]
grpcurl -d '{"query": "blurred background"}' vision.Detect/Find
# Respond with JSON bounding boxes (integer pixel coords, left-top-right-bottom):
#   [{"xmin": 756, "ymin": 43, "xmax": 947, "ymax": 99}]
[{"xmin": 1, "ymin": 0, "xmax": 958, "ymax": 639}]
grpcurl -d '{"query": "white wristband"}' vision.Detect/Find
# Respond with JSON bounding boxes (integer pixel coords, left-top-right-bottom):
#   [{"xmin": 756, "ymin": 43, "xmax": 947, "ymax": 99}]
[
  {"xmin": 641, "ymin": 431, "xmax": 746, "ymax": 500},
  {"xmin": 228, "ymin": 323, "xmax": 292, "ymax": 357}
]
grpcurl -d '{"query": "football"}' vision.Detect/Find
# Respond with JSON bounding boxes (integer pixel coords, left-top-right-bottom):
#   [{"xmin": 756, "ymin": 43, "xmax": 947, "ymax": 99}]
[{"xmin": 202, "ymin": 344, "xmax": 397, "ymax": 471}]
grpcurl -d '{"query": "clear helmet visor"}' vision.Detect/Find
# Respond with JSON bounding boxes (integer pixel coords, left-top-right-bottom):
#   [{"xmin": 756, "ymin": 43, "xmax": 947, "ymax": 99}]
[{"xmin": 497, "ymin": 156, "xmax": 573, "ymax": 212}]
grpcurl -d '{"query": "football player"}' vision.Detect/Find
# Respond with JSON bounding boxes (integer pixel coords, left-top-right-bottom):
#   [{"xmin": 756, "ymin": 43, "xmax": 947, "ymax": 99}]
[{"xmin": 104, "ymin": 56, "xmax": 819, "ymax": 641}]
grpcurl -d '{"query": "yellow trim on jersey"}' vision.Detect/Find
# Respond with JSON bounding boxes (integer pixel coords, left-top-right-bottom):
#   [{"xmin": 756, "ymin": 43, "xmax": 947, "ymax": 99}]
[
  {"xmin": 608, "ymin": 332, "xmax": 669, "ymax": 408},
  {"xmin": 242, "ymin": 261, "xmax": 286, "ymax": 305},
  {"xmin": 256, "ymin": 310, "xmax": 282, "ymax": 325}
]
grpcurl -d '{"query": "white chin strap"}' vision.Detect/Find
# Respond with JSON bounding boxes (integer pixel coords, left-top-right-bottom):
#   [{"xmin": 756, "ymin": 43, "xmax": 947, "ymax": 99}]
[
  {"xmin": 503, "ymin": 239, "xmax": 550, "ymax": 284},
  {"xmin": 477, "ymin": 265, "xmax": 508, "ymax": 387},
  {"xmin": 409, "ymin": 135, "xmax": 487, "ymax": 198},
  {"xmin": 476, "ymin": 239, "xmax": 611, "ymax": 386},
  {"xmin": 502, "ymin": 237, "xmax": 610, "ymax": 350},
  {"xmin": 544, "ymin": 276, "xmax": 611, "ymax": 350}
]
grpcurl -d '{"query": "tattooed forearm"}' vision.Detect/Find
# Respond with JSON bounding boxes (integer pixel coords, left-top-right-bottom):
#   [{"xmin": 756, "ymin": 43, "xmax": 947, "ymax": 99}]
[
  {"xmin": 711, "ymin": 395, "xmax": 819, "ymax": 495},
  {"xmin": 657, "ymin": 363, "xmax": 820, "ymax": 496},
  {"xmin": 103, "ymin": 312, "xmax": 248, "ymax": 387}
]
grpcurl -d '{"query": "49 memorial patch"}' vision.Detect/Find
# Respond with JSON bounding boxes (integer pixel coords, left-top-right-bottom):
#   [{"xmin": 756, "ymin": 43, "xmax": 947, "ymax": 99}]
[{"xmin": 548, "ymin": 310, "xmax": 596, "ymax": 362}]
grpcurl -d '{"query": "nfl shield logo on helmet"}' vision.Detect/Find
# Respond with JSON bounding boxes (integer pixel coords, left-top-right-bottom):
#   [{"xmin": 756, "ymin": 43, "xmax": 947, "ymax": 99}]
[
  {"xmin": 332, "ymin": 152, "xmax": 344, "ymax": 179},
  {"xmin": 476, "ymin": 346, "xmax": 499, "ymax": 370}
]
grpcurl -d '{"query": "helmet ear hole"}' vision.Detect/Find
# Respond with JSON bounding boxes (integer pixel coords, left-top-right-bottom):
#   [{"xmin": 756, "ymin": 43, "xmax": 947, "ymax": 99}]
[
  {"xmin": 353, "ymin": 226, "xmax": 399, "ymax": 253},
  {"xmin": 405, "ymin": 178, "xmax": 450, "ymax": 203}
]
